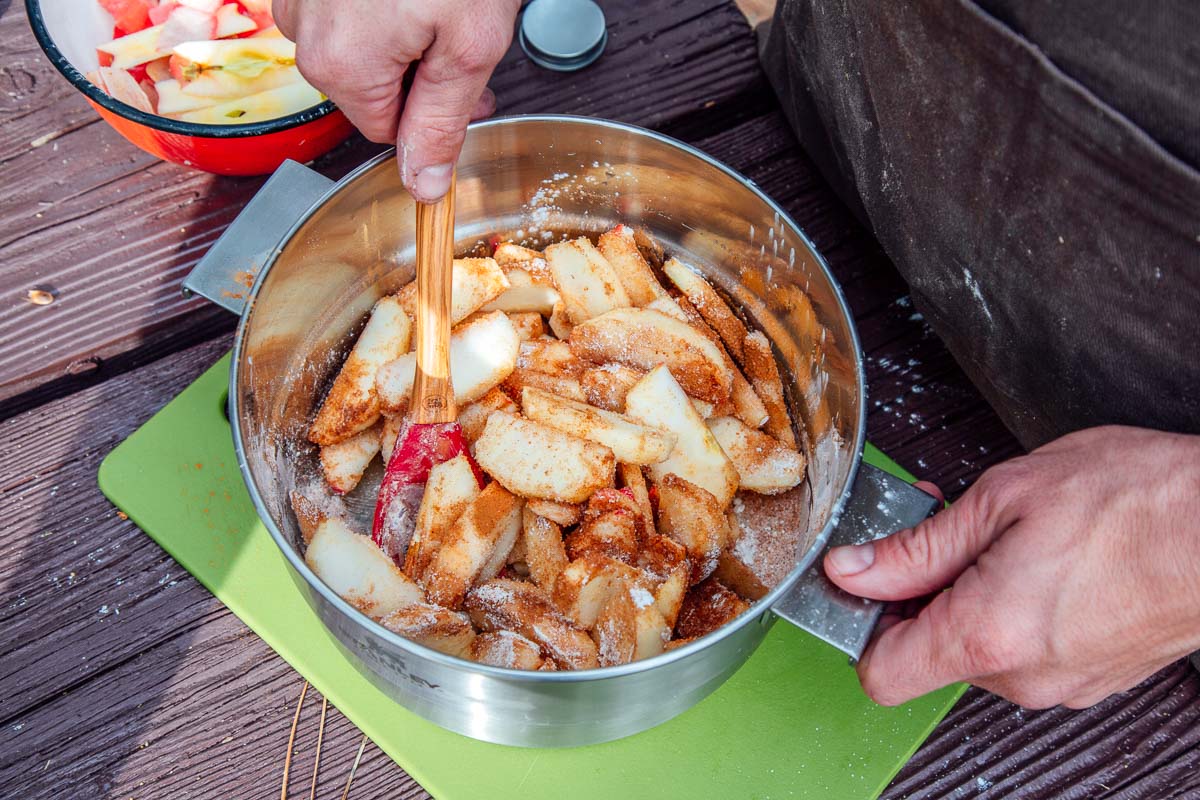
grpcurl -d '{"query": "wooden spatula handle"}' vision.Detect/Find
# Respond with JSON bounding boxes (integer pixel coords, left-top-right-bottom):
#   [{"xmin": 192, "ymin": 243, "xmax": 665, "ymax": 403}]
[{"xmin": 411, "ymin": 172, "xmax": 457, "ymax": 424}]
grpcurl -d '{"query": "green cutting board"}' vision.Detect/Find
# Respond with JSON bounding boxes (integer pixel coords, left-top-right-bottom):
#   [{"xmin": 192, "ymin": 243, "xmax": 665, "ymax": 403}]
[{"xmin": 98, "ymin": 354, "xmax": 964, "ymax": 799}]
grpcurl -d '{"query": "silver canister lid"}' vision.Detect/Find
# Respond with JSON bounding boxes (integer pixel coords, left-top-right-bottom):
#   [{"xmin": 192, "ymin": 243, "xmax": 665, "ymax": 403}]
[{"xmin": 519, "ymin": 0, "xmax": 608, "ymax": 72}]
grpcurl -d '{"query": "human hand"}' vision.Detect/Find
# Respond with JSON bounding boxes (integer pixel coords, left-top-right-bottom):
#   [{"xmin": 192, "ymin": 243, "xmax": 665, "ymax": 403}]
[
  {"xmin": 273, "ymin": 0, "xmax": 521, "ymax": 201},
  {"xmin": 825, "ymin": 426, "xmax": 1200, "ymax": 708}
]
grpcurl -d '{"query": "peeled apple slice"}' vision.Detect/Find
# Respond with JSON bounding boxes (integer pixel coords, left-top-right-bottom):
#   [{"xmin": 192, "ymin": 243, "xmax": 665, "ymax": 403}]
[
  {"xmin": 97, "ymin": 24, "xmax": 167, "ymax": 69},
  {"xmin": 154, "ymin": 78, "xmax": 219, "ymax": 114},
  {"xmin": 176, "ymin": 81, "xmax": 323, "ymax": 124},
  {"xmin": 180, "ymin": 63, "xmax": 303, "ymax": 101},
  {"xmin": 304, "ymin": 518, "xmax": 425, "ymax": 619},
  {"xmin": 88, "ymin": 67, "xmax": 154, "ymax": 113},
  {"xmin": 145, "ymin": 56, "xmax": 172, "ymax": 83}
]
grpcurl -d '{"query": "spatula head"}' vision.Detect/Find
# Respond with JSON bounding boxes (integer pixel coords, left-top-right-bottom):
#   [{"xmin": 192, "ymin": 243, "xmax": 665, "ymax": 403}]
[{"xmin": 371, "ymin": 420, "xmax": 481, "ymax": 563}]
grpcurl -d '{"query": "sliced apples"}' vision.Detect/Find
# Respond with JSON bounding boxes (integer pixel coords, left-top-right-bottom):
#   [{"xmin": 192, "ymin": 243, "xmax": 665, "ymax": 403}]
[{"xmin": 93, "ymin": 2, "xmax": 322, "ymax": 124}]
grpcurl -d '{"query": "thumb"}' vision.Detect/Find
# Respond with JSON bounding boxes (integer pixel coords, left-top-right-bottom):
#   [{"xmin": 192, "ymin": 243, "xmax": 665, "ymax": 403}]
[
  {"xmin": 397, "ymin": 38, "xmax": 509, "ymax": 201},
  {"xmin": 824, "ymin": 477, "xmax": 1013, "ymax": 601}
]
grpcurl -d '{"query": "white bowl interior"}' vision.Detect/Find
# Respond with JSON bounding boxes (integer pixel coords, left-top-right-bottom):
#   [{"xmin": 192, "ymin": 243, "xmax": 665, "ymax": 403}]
[{"xmin": 39, "ymin": 0, "xmax": 115, "ymax": 73}]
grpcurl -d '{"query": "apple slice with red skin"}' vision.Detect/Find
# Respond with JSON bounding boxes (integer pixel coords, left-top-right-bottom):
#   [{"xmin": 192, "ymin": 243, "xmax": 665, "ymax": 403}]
[
  {"xmin": 100, "ymin": 0, "xmax": 156, "ymax": 34},
  {"xmin": 214, "ymin": 4, "xmax": 257, "ymax": 37},
  {"xmin": 149, "ymin": 2, "xmax": 177, "ymax": 26}
]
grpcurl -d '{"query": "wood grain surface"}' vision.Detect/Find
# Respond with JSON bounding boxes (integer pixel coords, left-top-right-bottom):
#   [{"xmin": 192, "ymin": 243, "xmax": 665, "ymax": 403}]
[{"xmin": 1, "ymin": 1, "xmax": 1197, "ymax": 798}]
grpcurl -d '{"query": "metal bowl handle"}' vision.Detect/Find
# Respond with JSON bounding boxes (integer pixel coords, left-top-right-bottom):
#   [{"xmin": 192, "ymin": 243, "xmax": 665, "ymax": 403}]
[
  {"xmin": 182, "ymin": 159, "xmax": 334, "ymax": 315},
  {"xmin": 771, "ymin": 463, "xmax": 940, "ymax": 663}
]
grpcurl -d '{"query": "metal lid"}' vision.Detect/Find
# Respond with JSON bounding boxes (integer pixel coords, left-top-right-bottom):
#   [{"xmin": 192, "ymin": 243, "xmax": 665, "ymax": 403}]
[{"xmin": 519, "ymin": 0, "xmax": 608, "ymax": 72}]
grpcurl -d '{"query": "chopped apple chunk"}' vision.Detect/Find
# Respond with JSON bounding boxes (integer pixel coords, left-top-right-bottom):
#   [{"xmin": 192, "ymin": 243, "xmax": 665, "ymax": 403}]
[
  {"xmin": 544, "ymin": 237, "xmax": 631, "ymax": 324},
  {"xmin": 396, "ymin": 257, "xmax": 510, "ymax": 327},
  {"xmin": 597, "ymin": 224, "xmax": 670, "ymax": 306},
  {"xmin": 493, "ymin": 242, "xmax": 553, "ymax": 283},
  {"xmin": 176, "ymin": 81, "xmax": 323, "ymax": 124},
  {"xmin": 466, "ymin": 579, "xmax": 598, "ymax": 669},
  {"xmin": 569, "ymin": 308, "xmax": 733, "ymax": 405},
  {"xmin": 502, "ymin": 368, "xmax": 587, "ymax": 403},
  {"xmin": 518, "ymin": 339, "xmax": 584, "ymax": 377},
  {"xmin": 520, "ymin": 386, "xmax": 676, "ymax": 465},
  {"xmin": 742, "ymin": 331, "xmax": 798, "ymax": 449},
  {"xmin": 663, "ymin": 257, "xmax": 751, "ymax": 365},
  {"xmin": 521, "ymin": 507, "xmax": 569, "ymax": 590},
  {"xmin": 470, "ymin": 630, "xmax": 548, "ymax": 669},
  {"xmin": 580, "ymin": 363, "xmax": 644, "ymax": 412},
  {"xmin": 551, "ymin": 555, "xmax": 645, "ymax": 630},
  {"xmin": 304, "ymin": 518, "xmax": 424, "ymax": 619},
  {"xmin": 675, "ymin": 577, "xmax": 750, "ymax": 640},
  {"xmin": 707, "ymin": 416, "xmax": 805, "ymax": 494},
  {"xmin": 565, "ymin": 505, "xmax": 639, "ymax": 565},
  {"xmin": 624, "ymin": 366, "xmax": 739, "ymax": 507},
  {"xmin": 593, "ymin": 583, "xmax": 637, "ymax": 666},
  {"xmin": 309, "ymin": 295, "xmax": 411, "ymax": 445},
  {"xmin": 319, "ymin": 422, "xmax": 382, "ymax": 494},
  {"xmin": 169, "ymin": 37, "xmax": 295, "ymax": 83},
  {"xmin": 456, "ymin": 387, "xmax": 518, "ymax": 444},
  {"xmin": 474, "ymin": 411, "xmax": 615, "ymax": 503},
  {"xmin": 380, "ymin": 603, "xmax": 476, "ymax": 658},
  {"xmin": 507, "ymin": 311, "xmax": 545, "ymax": 341},
  {"xmin": 525, "ymin": 498, "xmax": 582, "ymax": 527},
  {"xmin": 423, "ymin": 482, "xmax": 523, "ymax": 610},
  {"xmin": 375, "ymin": 310, "xmax": 519, "ymax": 411},
  {"xmin": 655, "ymin": 474, "xmax": 730, "ymax": 584},
  {"xmin": 617, "ymin": 463, "xmax": 656, "ymax": 539},
  {"xmin": 481, "ymin": 267, "xmax": 561, "ymax": 315},
  {"xmin": 405, "ymin": 454, "xmax": 481, "ymax": 581}
]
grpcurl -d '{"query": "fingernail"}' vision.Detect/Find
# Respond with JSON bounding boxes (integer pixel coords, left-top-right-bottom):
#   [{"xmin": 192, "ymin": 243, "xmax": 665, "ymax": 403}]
[
  {"xmin": 413, "ymin": 163, "xmax": 453, "ymax": 201},
  {"xmin": 828, "ymin": 542, "xmax": 875, "ymax": 576}
]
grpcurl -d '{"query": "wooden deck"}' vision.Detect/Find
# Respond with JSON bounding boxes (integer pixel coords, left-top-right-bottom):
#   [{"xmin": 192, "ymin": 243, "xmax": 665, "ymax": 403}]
[{"xmin": 2, "ymin": 1, "xmax": 1197, "ymax": 797}]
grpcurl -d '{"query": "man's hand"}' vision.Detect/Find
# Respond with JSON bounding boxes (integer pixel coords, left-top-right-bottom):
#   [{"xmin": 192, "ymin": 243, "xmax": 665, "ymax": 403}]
[
  {"xmin": 273, "ymin": 0, "xmax": 520, "ymax": 201},
  {"xmin": 826, "ymin": 426, "xmax": 1200, "ymax": 709}
]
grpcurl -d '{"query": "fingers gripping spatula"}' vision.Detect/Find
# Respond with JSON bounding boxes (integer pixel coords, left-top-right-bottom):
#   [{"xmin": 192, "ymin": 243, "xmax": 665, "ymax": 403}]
[{"xmin": 372, "ymin": 173, "xmax": 484, "ymax": 562}]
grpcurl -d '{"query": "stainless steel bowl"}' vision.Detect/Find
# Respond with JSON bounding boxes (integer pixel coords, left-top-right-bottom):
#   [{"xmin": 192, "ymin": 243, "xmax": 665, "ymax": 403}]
[{"xmin": 184, "ymin": 115, "xmax": 936, "ymax": 747}]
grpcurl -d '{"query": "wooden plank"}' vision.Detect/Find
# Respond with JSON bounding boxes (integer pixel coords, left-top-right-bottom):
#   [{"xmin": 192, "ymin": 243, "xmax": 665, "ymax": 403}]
[
  {"xmin": 0, "ymin": 0, "xmax": 762, "ymax": 413},
  {"xmin": 0, "ymin": 336, "xmax": 233, "ymax": 718},
  {"xmin": 890, "ymin": 669, "xmax": 1200, "ymax": 798},
  {"xmin": 0, "ymin": 608, "xmax": 429, "ymax": 799},
  {"xmin": 0, "ymin": 332, "xmax": 422, "ymax": 798}
]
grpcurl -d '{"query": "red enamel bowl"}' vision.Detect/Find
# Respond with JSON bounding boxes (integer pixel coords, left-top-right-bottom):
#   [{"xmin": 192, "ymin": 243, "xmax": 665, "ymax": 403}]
[{"xmin": 26, "ymin": 0, "xmax": 354, "ymax": 176}]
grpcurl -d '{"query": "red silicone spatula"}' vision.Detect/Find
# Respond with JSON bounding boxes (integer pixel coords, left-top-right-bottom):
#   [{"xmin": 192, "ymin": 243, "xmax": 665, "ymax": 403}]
[{"xmin": 372, "ymin": 173, "xmax": 483, "ymax": 562}]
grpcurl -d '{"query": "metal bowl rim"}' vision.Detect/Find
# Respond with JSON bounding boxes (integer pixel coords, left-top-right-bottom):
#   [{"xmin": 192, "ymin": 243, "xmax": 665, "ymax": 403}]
[{"xmin": 228, "ymin": 113, "xmax": 867, "ymax": 683}]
